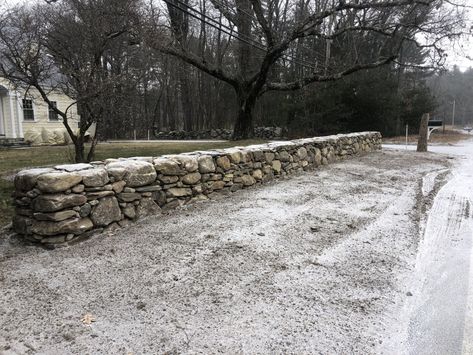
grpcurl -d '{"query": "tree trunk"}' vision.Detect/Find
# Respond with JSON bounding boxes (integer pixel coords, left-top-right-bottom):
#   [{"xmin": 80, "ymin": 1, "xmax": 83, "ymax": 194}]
[
  {"xmin": 417, "ymin": 113, "xmax": 429, "ymax": 152},
  {"xmin": 74, "ymin": 137, "xmax": 85, "ymax": 163},
  {"xmin": 232, "ymin": 91, "xmax": 256, "ymax": 140}
]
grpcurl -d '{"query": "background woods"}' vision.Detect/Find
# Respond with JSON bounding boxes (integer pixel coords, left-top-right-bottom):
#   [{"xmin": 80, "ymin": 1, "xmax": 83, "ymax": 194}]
[{"xmin": 0, "ymin": 0, "xmax": 471, "ymax": 161}]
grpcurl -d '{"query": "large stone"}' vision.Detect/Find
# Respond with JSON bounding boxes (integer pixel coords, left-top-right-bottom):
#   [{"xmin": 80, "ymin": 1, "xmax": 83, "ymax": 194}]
[
  {"xmin": 14, "ymin": 168, "xmax": 55, "ymax": 191},
  {"xmin": 86, "ymin": 191, "xmax": 114, "ymax": 200},
  {"xmin": 36, "ymin": 172, "xmax": 82, "ymax": 193},
  {"xmin": 136, "ymin": 198, "xmax": 161, "ymax": 218},
  {"xmin": 278, "ymin": 151, "xmax": 291, "ymax": 162},
  {"xmin": 122, "ymin": 205, "xmax": 136, "ymax": 219},
  {"xmin": 181, "ymin": 172, "xmax": 202, "ymax": 185},
  {"xmin": 135, "ymin": 185, "xmax": 162, "ymax": 192},
  {"xmin": 198, "ymin": 155, "xmax": 216, "ymax": 173},
  {"xmin": 216, "ymin": 156, "xmax": 231, "ymax": 170},
  {"xmin": 55, "ymin": 163, "xmax": 93, "ymax": 172},
  {"xmin": 210, "ymin": 180, "xmax": 225, "ymax": 190},
  {"xmin": 167, "ymin": 155, "xmax": 199, "ymax": 172},
  {"xmin": 241, "ymin": 175, "xmax": 256, "ymax": 186},
  {"xmin": 112, "ymin": 181, "xmax": 126, "ymax": 193},
  {"xmin": 79, "ymin": 168, "xmax": 109, "ymax": 187},
  {"xmin": 31, "ymin": 217, "xmax": 93, "ymax": 236},
  {"xmin": 166, "ymin": 187, "xmax": 192, "ymax": 197},
  {"xmin": 272, "ymin": 160, "xmax": 282, "ymax": 173},
  {"xmin": 264, "ymin": 152, "xmax": 275, "ymax": 163},
  {"xmin": 297, "ymin": 147, "xmax": 308, "ymax": 160},
  {"xmin": 33, "ymin": 194, "xmax": 87, "ymax": 212},
  {"xmin": 225, "ymin": 149, "xmax": 242, "ymax": 164},
  {"xmin": 107, "ymin": 160, "xmax": 157, "ymax": 187},
  {"xmin": 158, "ymin": 175, "xmax": 179, "ymax": 184},
  {"xmin": 153, "ymin": 158, "xmax": 183, "ymax": 175},
  {"xmin": 34, "ymin": 210, "xmax": 77, "ymax": 222},
  {"xmin": 90, "ymin": 196, "xmax": 121, "ymax": 227},
  {"xmin": 252, "ymin": 169, "xmax": 263, "ymax": 180},
  {"xmin": 117, "ymin": 192, "xmax": 141, "ymax": 202}
]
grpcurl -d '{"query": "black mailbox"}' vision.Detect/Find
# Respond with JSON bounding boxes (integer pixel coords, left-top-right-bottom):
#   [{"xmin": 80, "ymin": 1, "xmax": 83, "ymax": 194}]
[{"xmin": 428, "ymin": 120, "xmax": 443, "ymax": 127}]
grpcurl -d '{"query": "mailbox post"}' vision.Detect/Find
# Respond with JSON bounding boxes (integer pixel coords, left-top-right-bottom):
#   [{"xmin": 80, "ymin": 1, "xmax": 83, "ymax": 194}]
[{"xmin": 427, "ymin": 120, "xmax": 443, "ymax": 140}]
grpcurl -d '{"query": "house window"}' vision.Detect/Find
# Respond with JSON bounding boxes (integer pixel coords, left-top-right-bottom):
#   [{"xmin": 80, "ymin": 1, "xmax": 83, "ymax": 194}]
[
  {"xmin": 49, "ymin": 101, "xmax": 59, "ymax": 121},
  {"xmin": 22, "ymin": 99, "xmax": 34, "ymax": 121}
]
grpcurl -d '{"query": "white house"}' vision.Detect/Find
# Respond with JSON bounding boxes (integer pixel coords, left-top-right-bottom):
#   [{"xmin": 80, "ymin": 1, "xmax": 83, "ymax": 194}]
[{"xmin": 0, "ymin": 77, "xmax": 81, "ymax": 144}]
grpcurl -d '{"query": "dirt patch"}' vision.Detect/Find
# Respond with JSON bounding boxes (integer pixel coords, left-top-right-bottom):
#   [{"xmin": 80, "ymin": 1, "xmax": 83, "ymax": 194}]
[{"xmin": 0, "ymin": 149, "xmax": 451, "ymax": 354}]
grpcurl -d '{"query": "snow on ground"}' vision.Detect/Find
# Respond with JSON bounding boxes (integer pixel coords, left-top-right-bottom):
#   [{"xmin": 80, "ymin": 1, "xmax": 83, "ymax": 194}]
[
  {"xmin": 382, "ymin": 140, "xmax": 473, "ymax": 354},
  {"xmin": 0, "ymin": 148, "xmax": 454, "ymax": 354}
]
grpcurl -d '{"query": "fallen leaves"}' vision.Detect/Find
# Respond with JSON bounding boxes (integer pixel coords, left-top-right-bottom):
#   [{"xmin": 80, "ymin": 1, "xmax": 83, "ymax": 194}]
[{"xmin": 81, "ymin": 313, "xmax": 96, "ymax": 325}]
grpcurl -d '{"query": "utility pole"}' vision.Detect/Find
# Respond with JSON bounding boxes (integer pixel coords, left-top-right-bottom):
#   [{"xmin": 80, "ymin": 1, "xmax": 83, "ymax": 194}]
[{"xmin": 452, "ymin": 99, "xmax": 456, "ymax": 127}]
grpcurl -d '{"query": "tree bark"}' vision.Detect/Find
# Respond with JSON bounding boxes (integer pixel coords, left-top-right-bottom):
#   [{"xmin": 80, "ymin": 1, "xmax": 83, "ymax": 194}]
[
  {"xmin": 417, "ymin": 112, "xmax": 429, "ymax": 152},
  {"xmin": 232, "ymin": 89, "xmax": 256, "ymax": 140}
]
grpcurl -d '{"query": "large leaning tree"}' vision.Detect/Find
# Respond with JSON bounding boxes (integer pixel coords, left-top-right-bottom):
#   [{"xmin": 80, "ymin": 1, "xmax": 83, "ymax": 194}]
[
  {"xmin": 148, "ymin": 0, "xmax": 466, "ymax": 139},
  {"xmin": 0, "ymin": 0, "xmax": 141, "ymax": 162}
]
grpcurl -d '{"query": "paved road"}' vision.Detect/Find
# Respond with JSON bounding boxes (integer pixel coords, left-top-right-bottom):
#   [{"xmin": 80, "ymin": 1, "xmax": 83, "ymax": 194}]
[{"xmin": 383, "ymin": 140, "xmax": 473, "ymax": 354}]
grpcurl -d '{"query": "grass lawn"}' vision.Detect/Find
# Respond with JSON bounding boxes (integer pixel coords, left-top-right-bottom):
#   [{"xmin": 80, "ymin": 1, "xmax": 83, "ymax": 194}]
[{"xmin": 0, "ymin": 140, "xmax": 265, "ymax": 228}]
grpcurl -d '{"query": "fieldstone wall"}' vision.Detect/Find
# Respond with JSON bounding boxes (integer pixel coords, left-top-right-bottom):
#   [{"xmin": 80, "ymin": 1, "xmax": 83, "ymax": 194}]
[
  {"xmin": 12, "ymin": 132, "xmax": 381, "ymax": 246},
  {"xmin": 155, "ymin": 127, "xmax": 286, "ymax": 140}
]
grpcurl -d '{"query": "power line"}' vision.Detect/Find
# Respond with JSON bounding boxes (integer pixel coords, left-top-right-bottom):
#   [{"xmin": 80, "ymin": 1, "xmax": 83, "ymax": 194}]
[{"xmin": 163, "ymin": 0, "xmax": 318, "ymax": 70}]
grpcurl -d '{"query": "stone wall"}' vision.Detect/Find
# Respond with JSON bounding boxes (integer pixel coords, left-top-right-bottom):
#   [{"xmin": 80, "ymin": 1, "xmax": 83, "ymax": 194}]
[
  {"xmin": 155, "ymin": 127, "xmax": 286, "ymax": 140},
  {"xmin": 12, "ymin": 132, "xmax": 382, "ymax": 246}
]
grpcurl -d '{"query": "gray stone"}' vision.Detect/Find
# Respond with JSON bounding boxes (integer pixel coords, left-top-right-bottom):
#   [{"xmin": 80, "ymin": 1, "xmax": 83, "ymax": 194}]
[
  {"xmin": 198, "ymin": 155, "xmax": 216, "ymax": 173},
  {"xmin": 165, "ymin": 155, "xmax": 199, "ymax": 172},
  {"xmin": 241, "ymin": 175, "xmax": 256, "ymax": 186},
  {"xmin": 37, "ymin": 172, "xmax": 83, "ymax": 193},
  {"xmin": 123, "ymin": 187, "xmax": 136, "ymax": 193},
  {"xmin": 210, "ymin": 180, "xmax": 225, "ymax": 190},
  {"xmin": 34, "ymin": 210, "xmax": 77, "ymax": 222},
  {"xmin": 272, "ymin": 160, "xmax": 282, "ymax": 173},
  {"xmin": 33, "ymin": 194, "xmax": 87, "ymax": 212},
  {"xmin": 216, "ymin": 156, "xmax": 231, "ymax": 170},
  {"xmin": 166, "ymin": 187, "xmax": 192, "ymax": 197},
  {"xmin": 79, "ymin": 203, "xmax": 92, "ymax": 217},
  {"xmin": 152, "ymin": 191, "xmax": 167, "ymax": 206},
  {"xmin": 117, "ymin": 192, "xmax": 141, "ymax": 202},
  {"xmin": 14, "ymin": 168, "xmax": 55, "ymax": 191},
  {"xmin": 135, "ymin": 185, "xmax": 162, "ymax": 192},
  {"xmin": 136, "ymin": 198, "xmax": 161, "ymax": 218},
  {"xmin": 297, "ymin": 147, "xmax": 308, "ymax": 159},
  {"xmin": 225, "ymin": 149, "xmax": 242, "ymax": 164},
  {"xmin": 158, "ymin": 175, "xmax": 179, "ymax": 184},
  {"xmin": 278, "ymin": 151, "xmax": 291, "ymax": 162},
  {"xmin": 181, "ymin": 172, "xmax": 201, "ymax": 185},
  {"xmin": 153, "ymin": 158, "xmax": 182, "ymax": 175},
  {"xmin": 55, "ymin": 163, "xmax": 93, "ymax": 172},
  {"xmin": 112, "ymin": 181, "xmax": 126, "ymax": 193},
  {"xmin": 31, "ymin": 217, "xmax": 93, "ymax": 236},
  {"xmin": 264, "ymin": 152, "xmax": 275, "ymax": 163},
  {"xmin": 90, "ymin": 196, "xmax": 121, "ymax": 227},
  {"xmin": 252, "ymin": 169, "xmax": 263, "ymax": 180},
  {"xmin": 86, "ymin": 191, "xmax": 114, "ymax": 200},
  {"xmin": 72, "ymin": 184, "xmax": 85, "ymax": 193},
  {"xmin": 122, "ymin": 205, "xmax": 136, "ymax": 219},
  {"xmin": 107, "ymin": 160, "xmax": 157, "ymax": 187}
]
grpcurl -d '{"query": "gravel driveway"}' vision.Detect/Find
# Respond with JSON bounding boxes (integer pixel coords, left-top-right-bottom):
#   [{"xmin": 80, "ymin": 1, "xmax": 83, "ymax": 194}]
[{"xmin": 0, "ymin": 149, "xmax": 450, "ymax": 354}]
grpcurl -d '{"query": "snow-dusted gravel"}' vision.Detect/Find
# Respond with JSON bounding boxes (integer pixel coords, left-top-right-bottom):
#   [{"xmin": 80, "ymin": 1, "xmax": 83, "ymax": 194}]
[{"xmin": 0, "ymin": 149, "xmax": 452, "ymax": 354}]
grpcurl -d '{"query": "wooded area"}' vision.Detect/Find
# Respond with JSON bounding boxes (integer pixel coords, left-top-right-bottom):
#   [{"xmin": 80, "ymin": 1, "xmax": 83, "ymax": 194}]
[{"xmin": 0, "ymin": 0, "xmax": 470, "ymax": 162}]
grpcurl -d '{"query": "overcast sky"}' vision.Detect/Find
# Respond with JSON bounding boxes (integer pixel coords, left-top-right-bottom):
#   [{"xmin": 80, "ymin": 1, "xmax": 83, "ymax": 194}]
[{"xmin": 3, "ymin": 0, "xmax": 473, "ymax": 70}]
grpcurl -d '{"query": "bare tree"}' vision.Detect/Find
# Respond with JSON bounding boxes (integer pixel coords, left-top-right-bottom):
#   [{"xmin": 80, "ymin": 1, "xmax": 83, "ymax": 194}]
[
  {"xmin": 148, "ymin": 0, "xmax": 465, "ymax": 139},
  {"xmin": 0, "ymin": 0, "xmax": 140, "ymax": 162}
]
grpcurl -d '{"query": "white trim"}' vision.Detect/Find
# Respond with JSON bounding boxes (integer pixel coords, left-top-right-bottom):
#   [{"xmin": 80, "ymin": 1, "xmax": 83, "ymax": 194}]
[
  {"xmin": 8, "ymin": 93, "xmax": 16, "ymax": 138},
  {"xmin": 15, "ymin": 92, "xmax": 24, "ymax": 138}
]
